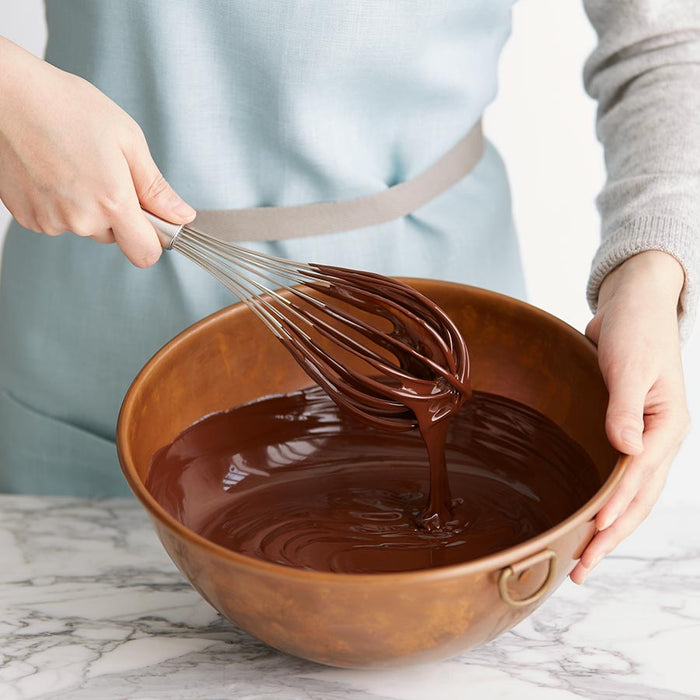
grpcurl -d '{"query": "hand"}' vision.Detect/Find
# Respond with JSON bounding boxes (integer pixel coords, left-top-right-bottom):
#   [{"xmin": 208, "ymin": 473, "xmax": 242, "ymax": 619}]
[
  {"xmin": 570, "ymin": 250, "xmax": 690, "ymax": 584},
  {"xmin": 0, "ymin": 36, "xmax": 195, "ymax": 267}
]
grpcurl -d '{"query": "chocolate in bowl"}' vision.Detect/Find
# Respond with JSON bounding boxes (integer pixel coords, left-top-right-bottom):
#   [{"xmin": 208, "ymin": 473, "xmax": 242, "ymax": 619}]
[
  {"xmin": 117, "ymin": 280, "xmax": 626, "ymax": 668},
  {"xmin": 145, "ymin": 386, "xmax": 602, "ymax": 574}
]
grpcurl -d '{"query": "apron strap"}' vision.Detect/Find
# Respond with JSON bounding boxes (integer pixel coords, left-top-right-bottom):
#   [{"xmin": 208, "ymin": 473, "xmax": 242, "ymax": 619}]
[{"xmin": 191, "ymin": 120, "xmax": 484, "ymax": 242}]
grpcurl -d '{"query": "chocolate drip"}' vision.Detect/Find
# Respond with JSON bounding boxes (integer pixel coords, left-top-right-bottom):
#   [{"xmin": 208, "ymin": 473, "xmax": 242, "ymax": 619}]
[{"xmin": 269, "ymin": 266, "xmax": 470, "ymax": 528}]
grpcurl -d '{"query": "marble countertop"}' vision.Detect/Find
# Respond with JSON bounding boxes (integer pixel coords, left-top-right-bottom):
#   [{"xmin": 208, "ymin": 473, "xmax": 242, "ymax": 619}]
[{"xmin": 1, "ymin": 495, "xmax": 698, "ymax": 700}]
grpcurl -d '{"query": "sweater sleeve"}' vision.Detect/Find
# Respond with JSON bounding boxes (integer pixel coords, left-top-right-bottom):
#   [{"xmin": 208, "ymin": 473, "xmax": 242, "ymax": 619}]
[{"xmin": 582, "ymin": 0, "xmax": 700, "ymax": 340}]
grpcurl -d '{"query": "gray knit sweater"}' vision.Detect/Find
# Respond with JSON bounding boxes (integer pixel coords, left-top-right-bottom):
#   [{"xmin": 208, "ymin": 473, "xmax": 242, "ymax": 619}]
[{"xmin": 584, "ymin": 0, "xmax": 700, "ymax": 339}]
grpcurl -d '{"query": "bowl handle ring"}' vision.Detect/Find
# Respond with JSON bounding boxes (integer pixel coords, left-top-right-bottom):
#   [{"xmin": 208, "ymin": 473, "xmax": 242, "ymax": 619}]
[{"xmin": 498, "ymin": 549, "xmax": 557, "ymax": 608}]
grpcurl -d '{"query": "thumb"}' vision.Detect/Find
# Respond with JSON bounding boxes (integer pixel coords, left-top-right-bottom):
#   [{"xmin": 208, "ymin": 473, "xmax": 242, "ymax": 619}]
[
  {"xmin": 125, "ymin": 140, "xmax": 196, "ymax": 224},
  {"xmin": 604, "ymin": 366, "xmax": 647, "ymax": 455}
]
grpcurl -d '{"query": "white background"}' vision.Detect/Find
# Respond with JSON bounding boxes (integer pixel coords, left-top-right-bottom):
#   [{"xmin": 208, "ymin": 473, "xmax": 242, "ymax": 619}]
[{"xmin": 1, "ymin": 1, "xmax": 698, "ymax": 506}]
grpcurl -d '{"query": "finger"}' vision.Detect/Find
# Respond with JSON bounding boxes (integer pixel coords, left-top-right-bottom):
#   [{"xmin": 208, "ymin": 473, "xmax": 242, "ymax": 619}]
[
  {"xmin": 9, "ymin": 205, "xmax": 40, "ymax": 233},
  {"xmin": 594, "ymin": 455, "xmax": 671, "ymax": 556},
  {"xmin": 604, "ymin": 361, "xmax": 649, "ymax": 455},
  {"xmin": 124, "ymin": 130, "xmax": 195, "ymax": 223},
  {"xmin": 89, "ymin": 228, "xmax": 116, "ymax": 244},
  {"xmin": 111, "ymin": 199, "xmax": 163, "ymax": 268},
  {"xmin": 570, "ymin": 457, "xmax": 671, "ymax": 584},
  {"xmin": 106, "ymin": 157, "xmax": 163, "ymax": 267},
  {"xmin": 585, "ymin": 313, "xmax": 602, "ymax": 344},
  {"xmin": 34, "ymin": 211, "xmax": 67, "ymax": 237},
  {"xmin": 595, "ymin": 416, "xmax": 676, "ymax": 531}
]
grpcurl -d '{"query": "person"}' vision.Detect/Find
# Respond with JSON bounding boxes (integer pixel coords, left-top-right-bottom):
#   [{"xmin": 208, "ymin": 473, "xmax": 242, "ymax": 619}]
[{"xmin": 0, "ymin": 1, "xmax": 696, "ymax": 586}]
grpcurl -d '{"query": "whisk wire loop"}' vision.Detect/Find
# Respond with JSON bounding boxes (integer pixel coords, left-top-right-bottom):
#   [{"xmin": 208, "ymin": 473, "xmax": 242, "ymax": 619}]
[{"xmin": 171, "ymin": 225, "xmax": 470, "ymax": 430}]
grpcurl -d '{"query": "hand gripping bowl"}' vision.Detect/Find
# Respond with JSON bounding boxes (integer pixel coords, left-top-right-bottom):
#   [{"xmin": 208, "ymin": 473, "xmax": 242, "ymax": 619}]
[{"xmin": 117, "ymin": 280, "xmax": 626, "ymax": 668}]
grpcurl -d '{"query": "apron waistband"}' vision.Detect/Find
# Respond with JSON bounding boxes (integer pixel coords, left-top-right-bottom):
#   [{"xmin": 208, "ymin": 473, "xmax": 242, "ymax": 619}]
[{"xmin": 189, "ymin": 120, "xmax": 484, "ymax": 242}]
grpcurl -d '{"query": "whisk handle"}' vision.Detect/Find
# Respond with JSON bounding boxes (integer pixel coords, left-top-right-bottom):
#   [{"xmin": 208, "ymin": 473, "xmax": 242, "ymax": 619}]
[{"xmin": 142, "ymin": 210, "xmax": 185, "ymax": 249}]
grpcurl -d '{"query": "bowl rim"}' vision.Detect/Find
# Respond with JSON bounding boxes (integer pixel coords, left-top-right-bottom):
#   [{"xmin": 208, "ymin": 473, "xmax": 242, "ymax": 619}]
[{"xmin": 117, "ymin": 279, "xmax": 628, "ymax": 584}]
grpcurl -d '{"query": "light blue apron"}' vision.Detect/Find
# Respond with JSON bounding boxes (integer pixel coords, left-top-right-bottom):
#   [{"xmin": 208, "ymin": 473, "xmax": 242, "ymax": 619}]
[{"xmin": 0, "ymin": 0, "xmax": 522, "ymax": 495}]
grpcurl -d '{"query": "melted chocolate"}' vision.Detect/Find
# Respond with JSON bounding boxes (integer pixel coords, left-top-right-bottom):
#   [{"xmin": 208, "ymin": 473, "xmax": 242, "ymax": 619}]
[{"xmin": 147, "ymin": 385, "xmax": 599, "ymax": 574}]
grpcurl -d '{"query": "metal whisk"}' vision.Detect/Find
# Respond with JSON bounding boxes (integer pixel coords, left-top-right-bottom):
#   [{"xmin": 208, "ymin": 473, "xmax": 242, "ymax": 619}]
[{"xmin": 146, "ymin": 212, "xmax": 470, "ymax": 431}]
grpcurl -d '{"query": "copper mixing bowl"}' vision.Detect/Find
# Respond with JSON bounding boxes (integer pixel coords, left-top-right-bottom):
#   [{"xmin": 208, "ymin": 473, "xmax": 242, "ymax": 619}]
[{"xmin": 117, "ymin": 280, "xmax": 626, "ymax": 668}]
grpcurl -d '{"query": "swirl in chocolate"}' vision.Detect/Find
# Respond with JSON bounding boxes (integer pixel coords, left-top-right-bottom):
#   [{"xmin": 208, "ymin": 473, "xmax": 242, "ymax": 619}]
[{"xmin": 147, "ymin": 386, "xmax": 599, "ymax": 574}]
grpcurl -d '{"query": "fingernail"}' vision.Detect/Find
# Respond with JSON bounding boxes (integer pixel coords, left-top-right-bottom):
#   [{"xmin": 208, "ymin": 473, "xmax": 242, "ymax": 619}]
[
  {"xmin": 171, "ymin": 197, "xmax": 196, "ymax": 220},
  {"xmin": 598, "ymin": 509, "xmax": 619, "ymax": 531},
  {"xmin": 621, "ymin": 428, "xmax": 643, "ymax": 451}
]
